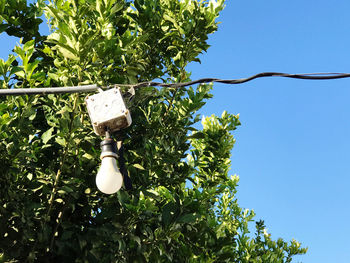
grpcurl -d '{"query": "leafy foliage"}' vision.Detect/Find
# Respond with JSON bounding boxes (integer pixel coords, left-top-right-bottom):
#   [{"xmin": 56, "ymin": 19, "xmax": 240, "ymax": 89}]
[{"xmin": 0, "ymin": 0, "xmax": 307, "ymax": 262}]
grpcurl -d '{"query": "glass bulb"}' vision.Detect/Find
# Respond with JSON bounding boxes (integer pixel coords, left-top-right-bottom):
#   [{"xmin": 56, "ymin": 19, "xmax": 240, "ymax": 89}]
[{"xmin": 96, "ymin": 156, "xmax": 123, "ymax": 194}]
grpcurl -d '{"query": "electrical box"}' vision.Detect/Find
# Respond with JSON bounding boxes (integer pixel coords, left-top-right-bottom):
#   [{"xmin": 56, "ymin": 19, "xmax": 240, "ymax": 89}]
[{"xmin": 85, "ymin": 87, "xmax": 132, "ymax": 136}]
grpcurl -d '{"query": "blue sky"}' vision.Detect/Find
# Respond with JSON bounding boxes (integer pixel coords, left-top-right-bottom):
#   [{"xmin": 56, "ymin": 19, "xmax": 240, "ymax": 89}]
[
  {"xmin": 1, "ymin": 1, "xmax": 350, "ymax": 262},
  {"xmin": 188, "ymin": 1, "xmax": 350, "ymax": 262}
]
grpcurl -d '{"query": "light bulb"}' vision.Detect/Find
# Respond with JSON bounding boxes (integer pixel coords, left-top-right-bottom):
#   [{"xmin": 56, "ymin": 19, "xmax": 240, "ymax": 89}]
[{"xmin": 96, "ymin": 155, "xmax": 123, "ymax": 194}]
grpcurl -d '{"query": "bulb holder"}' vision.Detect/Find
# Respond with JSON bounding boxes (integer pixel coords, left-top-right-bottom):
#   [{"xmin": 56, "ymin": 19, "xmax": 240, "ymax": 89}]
[{"xmin": 100, "ymin": 138, "xmax": 118, "ymax": 155}]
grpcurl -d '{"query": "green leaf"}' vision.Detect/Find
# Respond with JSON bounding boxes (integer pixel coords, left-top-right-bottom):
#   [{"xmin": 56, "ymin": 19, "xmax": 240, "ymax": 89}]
[
  {"xmin": 57, "ymin": 45, "xmax": 79, "ymax": 60},
  {"xmin": 41, "ymin": 127, "xmax": 54, "ymax": 144},
  {"xmin": 29, "ymin": 111, "xmax": 37, "ymax": 121},
  {"xmin": 23, "ymin": 39, "xmax": 35, "ymax": 52},
  {"xmin": 173, "ymin": 51, "xmax": 182, "ymax": 62},
  {"xmin": 177, "ymin": 213, "xmax": 198, "ymax": 223},
  {"xmin": 133, "ymin": 164, "xmax": 145, "ymax": 170},
  {"xmin": 188, "ymin": 132, "xmax": 205, "ymax": 139},
  {"xmin": 55, "ymin": 198, "xmax": 64, "ymax": 203},
  {"xmin": 25, "ymin": 60, "xmax": 40, "ymax": 79},
  {"xmin": 162, "ymin": 202, "xmax": 177, "ymax": 227},
  {"xmin": 55, "ymin": 137, "xmax": 66, "ymax": 147},
  {"xmin": 0, "ymin": 24, "xmax": 8, "ymax": 33},
  {"xmin": 14, "ymin": 69, "xmax": 25, "ymax": 79},
  {"xmin": 10, "ymin": 66, "xmax": 23, "ymax": 76},
  {"xmin": 130, "ymin": 235, "xmax": 141, "ymax": 247},
  {"xmin": 0, "ymin": 0, "xmax": 5, "ymax": 13}
]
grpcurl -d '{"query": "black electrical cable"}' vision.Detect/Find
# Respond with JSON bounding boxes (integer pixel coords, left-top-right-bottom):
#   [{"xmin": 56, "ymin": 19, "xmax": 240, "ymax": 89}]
[
  {"xmin": 1, "ymin": 72, "xmax": 350, "ymax": 96},
  {"xmin": 0, "ymin": 84, "xmax": 99, "ymax": 95},
  {"xmin": 117, "ymin": 142, "xmax": 133, "ymax": 191}
]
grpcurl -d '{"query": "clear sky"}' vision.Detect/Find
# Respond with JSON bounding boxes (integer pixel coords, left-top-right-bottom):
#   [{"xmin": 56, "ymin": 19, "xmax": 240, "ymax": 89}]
[
  {"xmin": 1, "ymin": 1, "xmax": 350, "ymax": 262},
  {"xmin": 188, "ymin": 1, "xmax": 350, "ymax": 262}
]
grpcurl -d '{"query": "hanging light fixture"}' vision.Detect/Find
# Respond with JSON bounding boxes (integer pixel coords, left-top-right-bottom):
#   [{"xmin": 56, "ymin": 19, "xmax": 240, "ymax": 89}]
[{"xmin": 85, "ymin": 87, "xmax": 132, "ymax": 194}]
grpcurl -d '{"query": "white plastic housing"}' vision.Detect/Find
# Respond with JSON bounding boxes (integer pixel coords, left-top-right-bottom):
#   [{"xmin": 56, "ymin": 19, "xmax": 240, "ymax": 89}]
[
  {"xmin": 96, "ymin": 154, "xmax": 123, "ymax": 194},
  {"xmin": 85, "ymin": 88, "xmax": 132, "ymax": 136}
]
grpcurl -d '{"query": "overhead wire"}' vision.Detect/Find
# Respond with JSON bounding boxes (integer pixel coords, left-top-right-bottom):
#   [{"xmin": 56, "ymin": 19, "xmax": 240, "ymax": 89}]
[{"xmin": 1, "ymin": 72, "xmax": 350, "ymax": 96}]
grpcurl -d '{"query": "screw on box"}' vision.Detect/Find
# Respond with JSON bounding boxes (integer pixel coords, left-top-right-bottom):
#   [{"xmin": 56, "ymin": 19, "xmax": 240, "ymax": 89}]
[{"xmin": 85, "ymin": 87, "xmax": 132, "ymax": 136}]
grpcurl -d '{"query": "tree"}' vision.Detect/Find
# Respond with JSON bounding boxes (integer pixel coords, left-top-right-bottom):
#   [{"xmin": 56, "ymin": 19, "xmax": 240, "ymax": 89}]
[{"xmin": 0, "ymin": 0, "xmax": 307, "ymax": 262}]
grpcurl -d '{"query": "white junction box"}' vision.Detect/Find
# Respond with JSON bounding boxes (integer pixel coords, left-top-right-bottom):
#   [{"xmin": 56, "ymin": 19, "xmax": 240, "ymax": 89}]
[{"xmin": 85, "ymin": 87, "xmax": 132, "ymax": 136}]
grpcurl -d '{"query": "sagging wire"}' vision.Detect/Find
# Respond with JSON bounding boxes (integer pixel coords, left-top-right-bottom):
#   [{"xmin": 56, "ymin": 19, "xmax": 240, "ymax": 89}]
[{"xmin": 1, "ymin": 72, "xmax": 350, "ymax": 96}]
